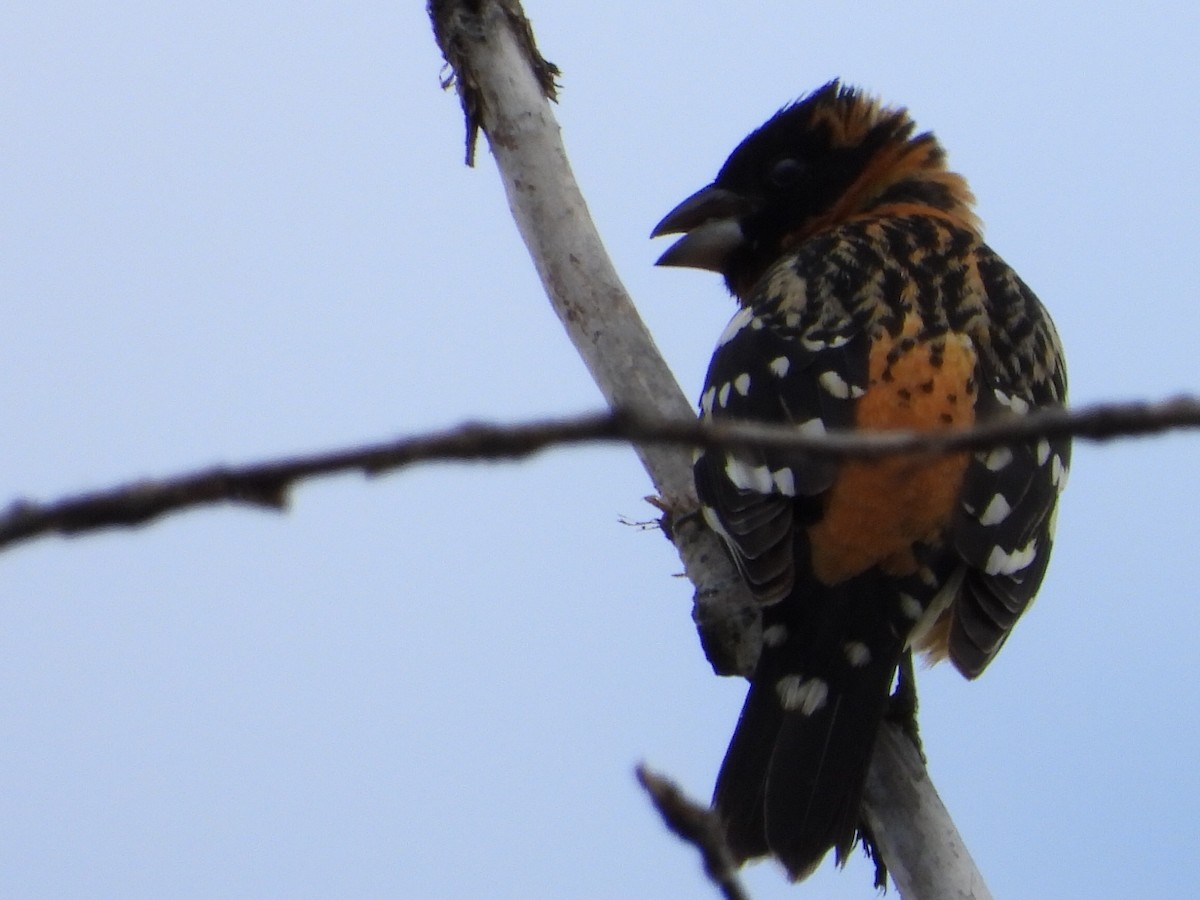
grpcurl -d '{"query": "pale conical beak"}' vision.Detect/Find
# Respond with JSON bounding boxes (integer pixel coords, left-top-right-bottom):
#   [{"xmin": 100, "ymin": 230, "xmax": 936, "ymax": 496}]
[{"xmin": 650, "ymin": 184, "xmax": 756, "ymax": 272}]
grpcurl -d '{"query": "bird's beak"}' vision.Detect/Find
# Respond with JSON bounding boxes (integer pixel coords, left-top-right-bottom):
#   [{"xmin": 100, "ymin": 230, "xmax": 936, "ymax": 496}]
[{"xmin": 650, "ymin": 184, "xmax": 756, "ymax": 272}]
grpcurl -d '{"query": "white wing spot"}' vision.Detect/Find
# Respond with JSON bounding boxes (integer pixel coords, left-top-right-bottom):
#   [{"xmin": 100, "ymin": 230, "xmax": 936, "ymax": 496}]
[
  {"xmin": 985, "ymin": 539, "xmax": 1038, "ymax": 576},
  {"xmin": 769, "ymin": 356, "xmax": 791, "ymax": 378},
  {"xmin": 762, "ymin": 624, "xmax": 788, "ymax": 648},
  {"xmin": 716, "ymin": 307, "xmax": 755, "ymax": 347},
  {"xmin": 979, "ymin": 493, "xmax": 1013, "ymax": 526},
  {"xmin": 983, "ymin": 446, "xmax": 1013, "ymax": 472},
  {"xmin": 843, "ymin": 642, "xmax": 871, "ymax": 668},
  {"xmin": 995, "ymin": 388, "xmax": 1030, "ymax": 415},
  {"xmin": 818, "ymin": 370, "xmax": 853, "ymax": 400},
  {"xmin": 1051, "ymin": 455, "xmax": 1069, "ymax": 492},
  {"xmin": 717, "ymin": 382, "xmax": 732, "ymax": 408},
  {"xmin": 725, "ymin": 456, "xmax": 775, "ymax": 493},
  {"xmin": 797, "ymin": 417, "xmax": 827, "ymax": 437},
  {"xmin": 777, "ymin": 676, "xmax": 829, "ymax": 715},
  {"xmin": 733, "ymin": 373, "xmax": 751, "ymax": 396},
  {"xmin": 700, "ymin": 386, "xmax": 717, "ymax": 416},
  {"xmin": 899, "ymin": 593, "xmax": 924, "ymax": 620},
  {"xmin": 1036, "ymin": 439, "xmax": 1051, "ymax": 466},
  {"xmin": 772, "ymin": 467, "xmax": 796, "ymax": 496}
]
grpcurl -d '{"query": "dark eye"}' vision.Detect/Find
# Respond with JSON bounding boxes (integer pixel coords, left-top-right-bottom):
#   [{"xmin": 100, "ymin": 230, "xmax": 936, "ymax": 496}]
[{"xmin": 768, "ymin": 158, "xmax": 807, "ymax": 188}]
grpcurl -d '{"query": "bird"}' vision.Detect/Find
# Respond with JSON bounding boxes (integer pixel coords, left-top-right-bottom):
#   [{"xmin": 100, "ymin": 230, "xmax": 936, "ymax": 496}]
[{"xmin": 651, "ymin": 80, "xmax": 1069, "ymax": 881}]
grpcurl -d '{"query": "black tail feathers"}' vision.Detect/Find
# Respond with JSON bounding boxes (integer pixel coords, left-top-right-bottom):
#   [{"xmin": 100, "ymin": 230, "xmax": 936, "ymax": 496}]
[{"xmin": 712, "ymin": 597, "xmax": 907, "ymax": 880}]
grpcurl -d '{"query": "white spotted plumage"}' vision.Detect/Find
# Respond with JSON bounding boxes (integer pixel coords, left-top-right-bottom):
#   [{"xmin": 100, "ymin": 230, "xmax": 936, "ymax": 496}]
[
  {"xmin": 1051, "ymin": 454, "xmax": 1069, "ymax": 491},
  {"xmin": 772, "ymin": 467, "xmax": 796, "ymax": 496},
  {"xmin": 658, "ymin": 80, "xmax": 1070, "ymax": 881},
  {"xmin": 898, "ymin": 593, "xmax": 924, "ymax": 620},
  {"xmin": 979, "ymin": 493, "xmax": 1013, "ymax": 526},
  {"xmin": 817, "ymin": 370, "xmax": 854, "ymax": 399},
  {"xmin": 724, "ymin": 457, "xmax": 776, "ymax": 494},
  {"xmin": 762, "ymin": 624, "xmax": 789, "ymax": 648},
  {"xmin": 982, "ymin": 446, "xmax": 1013, "ymax": 472},
  {"xmin": 716, "ymin": 306, "xmax": 756, "ymax": 347},
  {"xmin": 776, "ymin": 675, "xmax": 829, "ymax": 716},
  {"xmin": 994, "ymin": 388, "xmax": 1031, "ymax": 415},
  {"xmin": 843, "ymin": 642, "xmax": 871, "ymax": 668},
  {"xmin": 984, "ymin": 539, "xmax": 1039, "ymax": 576}
]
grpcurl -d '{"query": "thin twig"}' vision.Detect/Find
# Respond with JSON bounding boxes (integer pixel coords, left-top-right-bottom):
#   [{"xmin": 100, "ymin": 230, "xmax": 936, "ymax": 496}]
[
  {"xmin": 3, "ymin": 396, "xmax": 1197, "ymax": 555},
  {"xmin": 636, "ymin": 765, "xmax": 751, "ymax": 900}
]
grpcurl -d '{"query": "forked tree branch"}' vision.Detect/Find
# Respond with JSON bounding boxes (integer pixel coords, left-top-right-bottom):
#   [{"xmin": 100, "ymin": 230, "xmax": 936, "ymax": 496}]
[{"xmin": 427, "ymin": 2, "xmax": 989, "ymax": 897}]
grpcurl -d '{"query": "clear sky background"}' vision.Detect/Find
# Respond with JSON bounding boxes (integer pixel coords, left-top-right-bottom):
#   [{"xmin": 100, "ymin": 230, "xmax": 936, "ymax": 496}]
[{"xmin": 3, "ymin": 3, "xmax": 1198, "ymax": 898}]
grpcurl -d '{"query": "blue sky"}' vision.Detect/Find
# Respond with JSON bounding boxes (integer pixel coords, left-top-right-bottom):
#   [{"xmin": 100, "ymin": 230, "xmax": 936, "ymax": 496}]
[{"xmin": 3, "ymin": 3, "xmax": 1199, "ymax": 898}]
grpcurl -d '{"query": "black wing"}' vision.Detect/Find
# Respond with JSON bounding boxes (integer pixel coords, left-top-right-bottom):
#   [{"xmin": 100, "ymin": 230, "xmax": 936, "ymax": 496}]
[
  {"xmin": 949, "ymin": 245, "xmax": 1070, "ymax": 677},
  {"xmin": 693, "ymin": 300, "xmax": 870, "ymax": 605}
]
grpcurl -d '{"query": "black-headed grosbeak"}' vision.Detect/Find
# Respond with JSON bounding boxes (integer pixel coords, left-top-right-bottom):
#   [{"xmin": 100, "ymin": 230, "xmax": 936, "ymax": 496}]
[{"xmin": 652, "ymin": 81, "xmax": 1069, "ymax": 880}]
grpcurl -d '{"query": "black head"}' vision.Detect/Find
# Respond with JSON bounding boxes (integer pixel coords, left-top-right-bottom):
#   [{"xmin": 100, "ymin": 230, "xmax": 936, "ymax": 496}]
[{"xmin": 652, "ymin": 81, "xmax": 975, "ymax": 299}]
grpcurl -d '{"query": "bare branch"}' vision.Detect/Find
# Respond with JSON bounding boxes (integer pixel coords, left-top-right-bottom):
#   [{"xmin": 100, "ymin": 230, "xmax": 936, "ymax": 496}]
[
  {"xmin": 0, "ymin": 410, "xmax": 631, "ymax": 553},
  {"xmin": 429, "ymin": 0, "xmax": 763, "ymax": 677},
  {"xmin": 426, "ymin": 0, "xmax": 995, "ymax": 893},
  {"xmin": 429, "ymin": 0, "xmax": 559, "ymax": 165},
  {"xmin": 5, "ymin": 394, "xmax": 1195, "ymax": 555},
  {"xmin": 863, "ymin": 726, "xmax": 995, "ymax": 900},
  {"xmin": 636, "ymin": 764, "xmax": 752, "ymax": 900}
]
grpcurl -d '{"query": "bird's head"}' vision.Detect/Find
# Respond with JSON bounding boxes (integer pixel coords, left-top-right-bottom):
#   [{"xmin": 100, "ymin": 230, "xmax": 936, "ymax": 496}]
[{"xmin": 651, "ymin": 80, "xmax": 978, "ymax": 300}]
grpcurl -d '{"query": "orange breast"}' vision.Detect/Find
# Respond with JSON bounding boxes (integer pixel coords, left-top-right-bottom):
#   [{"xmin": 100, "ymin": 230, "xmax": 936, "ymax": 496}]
[{"xmin": 807, "ymin": 314, "xmax": 976, "ymax": 585}]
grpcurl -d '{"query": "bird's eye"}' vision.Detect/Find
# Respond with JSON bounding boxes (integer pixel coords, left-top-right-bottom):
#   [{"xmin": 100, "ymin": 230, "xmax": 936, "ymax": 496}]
[{"xmin": 768, "ymin": 158, "xmax": 807, "ymax": 188}]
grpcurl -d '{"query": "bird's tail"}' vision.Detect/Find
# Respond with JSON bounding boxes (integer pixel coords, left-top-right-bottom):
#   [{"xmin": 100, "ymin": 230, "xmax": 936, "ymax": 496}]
[{"xmin": 712, "ymin": 590, "xmax": 907, "ymax": 880}]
